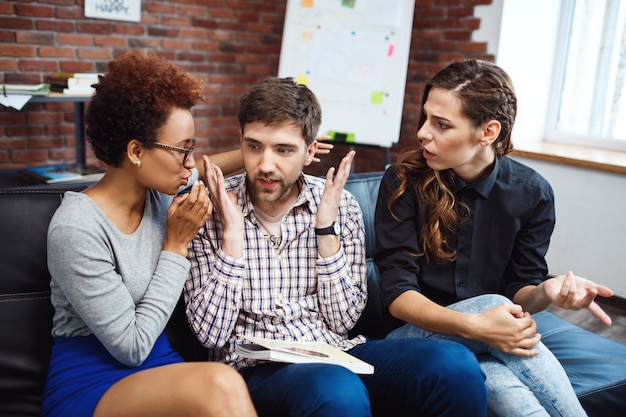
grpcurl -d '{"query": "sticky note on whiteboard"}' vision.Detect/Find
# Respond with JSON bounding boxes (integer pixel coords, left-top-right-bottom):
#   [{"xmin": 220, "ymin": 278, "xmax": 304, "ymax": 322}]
[
  {"xmin": 296, "ymin": 73, "xmax": 309, "ymax": 85},
  {"xmin": 341, "ymin": 0, "xmax": 356, "ymax": 8},
  {"xmin": 301, "ymin": 28, "xmax": 314, "ymax": 43},
  {"xmin": 370, "ymin": 91, "xmax": 384, "ymax": 105},
  {"xmin": 327, "ymin": 131, "xmax": 355, "ymax": 143}
]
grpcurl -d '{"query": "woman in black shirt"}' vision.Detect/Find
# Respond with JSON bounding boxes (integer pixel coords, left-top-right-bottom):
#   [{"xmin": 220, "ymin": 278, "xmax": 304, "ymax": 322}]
[{"xmin": 375, "ymin": 59, "xmax": 613, "ymax": 417}]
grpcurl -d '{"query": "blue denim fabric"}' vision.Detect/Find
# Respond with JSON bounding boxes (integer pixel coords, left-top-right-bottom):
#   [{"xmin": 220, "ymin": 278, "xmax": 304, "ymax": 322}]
[
  {"xmin": 240, "ymin": 337, "xmax": 487, "ymax": 417},
  {"xmin": 387, "ymin": 294, "xmax": 587, "ymax": 417},
  {"xmin": 241, "ymin": 362, "xmax": 370, "ymax": 417}
]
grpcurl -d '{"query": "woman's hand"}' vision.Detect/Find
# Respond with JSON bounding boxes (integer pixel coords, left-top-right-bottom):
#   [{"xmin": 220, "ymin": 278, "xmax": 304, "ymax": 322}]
[
  {"xmin": 471, "ymin": 303, "xmax": 542, "ymax": 357},
  {"xmin": 202, "ymin": 155, "xmax": 244, "ymax": 258},
  {"xmin": 312, "ymin": 135, "xmax": 333, "ymax": 163},
  {"xmin": 543, "ymin": 271, "xmax": 614, "ymax": 326},
  {"xmin": 164, "ymin": 179, "xmax": 212, "ymax": 257}
]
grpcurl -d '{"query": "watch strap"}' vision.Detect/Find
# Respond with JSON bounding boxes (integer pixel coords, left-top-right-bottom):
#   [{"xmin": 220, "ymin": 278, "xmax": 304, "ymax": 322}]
[{"xmin": 314, "ymin": 221, "xmax": 340, "ymax": 235}]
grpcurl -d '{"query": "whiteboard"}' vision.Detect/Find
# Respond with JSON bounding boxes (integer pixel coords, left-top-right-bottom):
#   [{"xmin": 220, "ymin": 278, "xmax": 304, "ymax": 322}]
[{"xmin": 278, "ymin": 0, "xmax": 415, "ymax": 148}]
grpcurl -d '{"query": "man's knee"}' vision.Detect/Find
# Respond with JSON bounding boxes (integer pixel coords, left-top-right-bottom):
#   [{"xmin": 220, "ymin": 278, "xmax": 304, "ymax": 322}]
[
  {"xmin": 373, "ymin": 339, "xmax": 487, "ymax": 416},
  {"xmin": 437, "ymin": 342, "xmax": 485, "ymax": 385},
  {"xmin": 302, "ymin": 365, "xmax": 369, "ymax": 414},
  {"xmin": 269, "ymin": 364, "xmax": 371, "ymax": 417}
]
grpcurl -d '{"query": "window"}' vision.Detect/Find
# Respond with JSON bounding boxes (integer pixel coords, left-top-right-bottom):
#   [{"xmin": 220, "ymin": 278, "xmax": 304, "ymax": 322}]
[{"xmin": 547, "ymin": 0, "xmax": 626, "ymax": 152}]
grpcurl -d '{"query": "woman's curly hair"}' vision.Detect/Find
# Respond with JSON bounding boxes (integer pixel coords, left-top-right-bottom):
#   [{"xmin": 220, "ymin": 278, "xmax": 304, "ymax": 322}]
[
  {"xmin": 85, "ymin": 50, "xmax": 204, "ymax": 167},
  {"xmin": 389, "ymin": 59, "xmax": 517, "ymax": 264}
]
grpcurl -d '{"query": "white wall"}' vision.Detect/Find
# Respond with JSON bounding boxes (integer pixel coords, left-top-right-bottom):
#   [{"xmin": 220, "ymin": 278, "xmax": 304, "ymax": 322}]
[
  {"xmin": 475, "ymin": 1, "xmax": 626, "ymax": 297},
  {"xmin": 475, "ymin": 0, "xmax": 561, "ymax": 146},
  {"xmin": 514, "ymin": 157, "xmax": 626, "ymax": 298}
]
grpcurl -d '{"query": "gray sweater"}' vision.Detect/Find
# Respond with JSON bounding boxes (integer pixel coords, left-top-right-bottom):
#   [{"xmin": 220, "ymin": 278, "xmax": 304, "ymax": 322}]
[{"xmin": 47, "ymin": 187, "xmax": 192, "ymax": 367}]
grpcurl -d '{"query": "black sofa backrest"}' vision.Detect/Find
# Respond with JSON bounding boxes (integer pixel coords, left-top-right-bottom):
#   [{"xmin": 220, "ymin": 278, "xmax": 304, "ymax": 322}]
[
  {"xmin": 342, "ymin": 172, "xmax": 402, "ymax": 339},
  {"xmin": 0, "ymin": 190, "xmax": 65, "ymax": 416}
]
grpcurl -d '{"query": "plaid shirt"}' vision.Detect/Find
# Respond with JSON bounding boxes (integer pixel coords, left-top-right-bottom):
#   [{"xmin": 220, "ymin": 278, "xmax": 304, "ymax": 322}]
[{"xmin": 185, "ymin": 173, "xmax": 367, "ymax": 370}]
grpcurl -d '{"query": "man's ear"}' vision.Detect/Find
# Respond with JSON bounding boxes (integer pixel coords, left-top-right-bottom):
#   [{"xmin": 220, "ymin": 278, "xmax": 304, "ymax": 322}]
[
  {"xmin": 304, "ymin": 140, "xmax": 318, "ymax": 166},
  {"xmin": 480, "ymin": 120, "xmax": 501, "ymax": 147}
]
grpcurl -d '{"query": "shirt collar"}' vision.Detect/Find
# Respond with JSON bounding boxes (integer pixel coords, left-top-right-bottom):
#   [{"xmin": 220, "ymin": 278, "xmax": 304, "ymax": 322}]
[{"xmin": 454, "ymin": 157, "xmax": 500, "ymax": 198}]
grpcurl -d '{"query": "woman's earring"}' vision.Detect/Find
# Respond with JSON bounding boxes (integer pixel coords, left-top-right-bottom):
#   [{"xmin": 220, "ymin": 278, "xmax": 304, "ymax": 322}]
[{"xmin": 136, "ymin": 160, "xmax": 141, "ymax": 168}]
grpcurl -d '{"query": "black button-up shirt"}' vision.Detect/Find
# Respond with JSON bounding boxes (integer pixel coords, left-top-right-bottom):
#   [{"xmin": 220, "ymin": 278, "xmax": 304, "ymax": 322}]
[{"xmin": 374, "ymin": 157, "xmax": 555, "ymax": 308}]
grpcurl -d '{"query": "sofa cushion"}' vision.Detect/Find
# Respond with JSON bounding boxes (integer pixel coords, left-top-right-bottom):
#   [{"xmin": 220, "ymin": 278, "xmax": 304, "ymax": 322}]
[{"xmin": 535, "ymin": 310, "xmax": 626, "ymax": 416}]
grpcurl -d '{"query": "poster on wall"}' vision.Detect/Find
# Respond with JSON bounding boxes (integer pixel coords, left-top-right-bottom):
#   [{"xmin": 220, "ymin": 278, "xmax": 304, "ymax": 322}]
[{"xmin": 84, "ymin": 0, "xmax": 141, "ymax": 23}]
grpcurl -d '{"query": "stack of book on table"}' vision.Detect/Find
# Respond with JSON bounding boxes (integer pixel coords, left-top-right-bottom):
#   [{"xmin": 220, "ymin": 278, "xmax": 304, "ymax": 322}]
[
  {"xmin": 235, "ymin": 334, "xmax": 374, "ymax": 374},
  {"xmin": 46, "ymin": 72, "xmax": 101, "ymax": 96},
  {"xmin": 21, "ymin": 164, "xmax": 104, "ymax": 184}
]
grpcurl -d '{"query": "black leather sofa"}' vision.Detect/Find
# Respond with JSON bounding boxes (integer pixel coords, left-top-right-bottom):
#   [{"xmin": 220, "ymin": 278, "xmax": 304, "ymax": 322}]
[{"xmin": 2, "ymin": 172, "xmax": 626, "ymax": 416}]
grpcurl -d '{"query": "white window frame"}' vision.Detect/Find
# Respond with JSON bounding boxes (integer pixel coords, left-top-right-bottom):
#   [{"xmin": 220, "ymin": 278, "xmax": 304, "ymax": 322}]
[
  {"xmin": 546, "ymin": 0, "xmax": 626, "ymax": 152},
  {"xmin": 475, "ymin": 0, "xmax": 626, "ymax": 154}
]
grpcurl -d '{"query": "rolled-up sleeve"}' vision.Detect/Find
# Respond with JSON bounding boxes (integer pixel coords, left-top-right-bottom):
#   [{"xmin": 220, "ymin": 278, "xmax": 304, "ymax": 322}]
[{"xmin": 374, "ymin": 167, "xmax": 424, "ymax": 309}]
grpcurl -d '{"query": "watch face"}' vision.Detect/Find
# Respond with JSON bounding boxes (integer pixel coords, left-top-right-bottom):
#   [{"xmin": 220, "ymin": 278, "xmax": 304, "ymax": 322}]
[{"xmin": 333, "ymin": 222, "xmax": 340, "ymax": 235}]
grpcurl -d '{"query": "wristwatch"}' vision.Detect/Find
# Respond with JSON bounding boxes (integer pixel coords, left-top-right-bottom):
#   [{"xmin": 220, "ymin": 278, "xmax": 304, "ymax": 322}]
[{"xmin": 314, "ymin": 221, "xmax": 341, "ymax": 236}]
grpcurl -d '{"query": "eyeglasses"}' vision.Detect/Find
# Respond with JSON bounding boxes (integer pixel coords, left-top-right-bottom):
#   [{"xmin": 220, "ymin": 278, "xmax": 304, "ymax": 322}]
[{"xmin": 153, "ymin": 138, "xmax": 196, "ymax": 165}]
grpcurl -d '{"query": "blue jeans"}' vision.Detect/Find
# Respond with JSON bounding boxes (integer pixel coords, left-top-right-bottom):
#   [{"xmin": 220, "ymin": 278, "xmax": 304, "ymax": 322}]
[
  {"xmin": 240, "ymin": 337, "xmax": 486, "ymax": 417},
  {"xmin": 387, "ymin": 294, "xmax": 587, "ymax": 417}
]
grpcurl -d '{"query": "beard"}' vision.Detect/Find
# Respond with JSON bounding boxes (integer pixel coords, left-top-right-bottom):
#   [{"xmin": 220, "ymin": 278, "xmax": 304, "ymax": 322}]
[{"xmin": 247, "ymin": 174, "xmax": 295, "ymax": 205}]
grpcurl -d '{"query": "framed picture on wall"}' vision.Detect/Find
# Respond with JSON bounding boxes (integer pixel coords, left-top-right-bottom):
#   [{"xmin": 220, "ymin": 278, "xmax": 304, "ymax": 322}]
[{"xmin": 84, "ymin": 0, "xmax": 141, "ymax": 23}]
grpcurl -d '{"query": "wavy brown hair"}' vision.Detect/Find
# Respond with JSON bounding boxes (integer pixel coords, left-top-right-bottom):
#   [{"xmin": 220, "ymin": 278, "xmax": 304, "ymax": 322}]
[
  {"xmin": 389, "ymin": 59, "xmax": 517, "ymax": 264},
  {"xmin": 86, "ymin": 50, "xmax": 204, "ymax": 167}
]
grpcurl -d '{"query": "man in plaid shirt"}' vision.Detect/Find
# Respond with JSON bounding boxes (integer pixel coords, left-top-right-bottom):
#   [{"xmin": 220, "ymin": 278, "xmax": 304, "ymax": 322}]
[{"xmin": 185, "ymin": 77, "xmax": 486, "ymax": 417}]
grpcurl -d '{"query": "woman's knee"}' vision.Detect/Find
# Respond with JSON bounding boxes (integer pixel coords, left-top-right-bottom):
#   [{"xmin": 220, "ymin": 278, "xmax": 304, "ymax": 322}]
[
  {"xmin": 197, "ymin": 362, "xmax": 248, "ymax": 394},
  {"xmin": 192, "ymin": 363, "xmax": 255, "ymax": 414},
  {"xmin": 449, "ymin": 294, "xmax": 512, "ymax": 314}
]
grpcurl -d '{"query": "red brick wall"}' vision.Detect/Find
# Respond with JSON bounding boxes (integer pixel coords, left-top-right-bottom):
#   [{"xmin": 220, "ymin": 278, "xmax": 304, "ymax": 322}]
[{"xmin": 0, "ymin": 0, "xmax": 492, "ymax": 176}]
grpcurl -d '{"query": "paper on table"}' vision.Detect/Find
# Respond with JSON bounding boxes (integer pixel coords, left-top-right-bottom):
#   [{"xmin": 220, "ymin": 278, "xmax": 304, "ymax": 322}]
[{"xmin": 0, "ymin": 94, "xmax": 32, "ymax": 110}]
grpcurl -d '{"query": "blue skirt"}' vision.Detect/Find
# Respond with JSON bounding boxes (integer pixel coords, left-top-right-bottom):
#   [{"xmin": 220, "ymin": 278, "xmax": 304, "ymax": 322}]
[{"xmin": 41, "ymin": 333, "xmax": 183, "ymax": 417}]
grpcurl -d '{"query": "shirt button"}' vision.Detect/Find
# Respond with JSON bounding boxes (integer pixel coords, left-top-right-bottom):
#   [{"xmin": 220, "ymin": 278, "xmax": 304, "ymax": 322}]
[{"xmin": 458, "ymin": 281, "xmax": 465, "ymax": 287}]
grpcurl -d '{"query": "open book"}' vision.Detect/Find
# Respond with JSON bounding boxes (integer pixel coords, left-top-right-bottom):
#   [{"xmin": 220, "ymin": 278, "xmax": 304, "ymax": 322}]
[{"xmin": 235, "ymin": 335, "xmax": 374, "ymax": 375}]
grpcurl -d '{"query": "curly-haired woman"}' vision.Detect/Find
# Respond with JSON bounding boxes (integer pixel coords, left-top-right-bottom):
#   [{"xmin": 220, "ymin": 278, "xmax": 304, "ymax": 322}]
[{"xmin": 41, "ymin": 50, "xmax": 258, "ymax": 417}]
